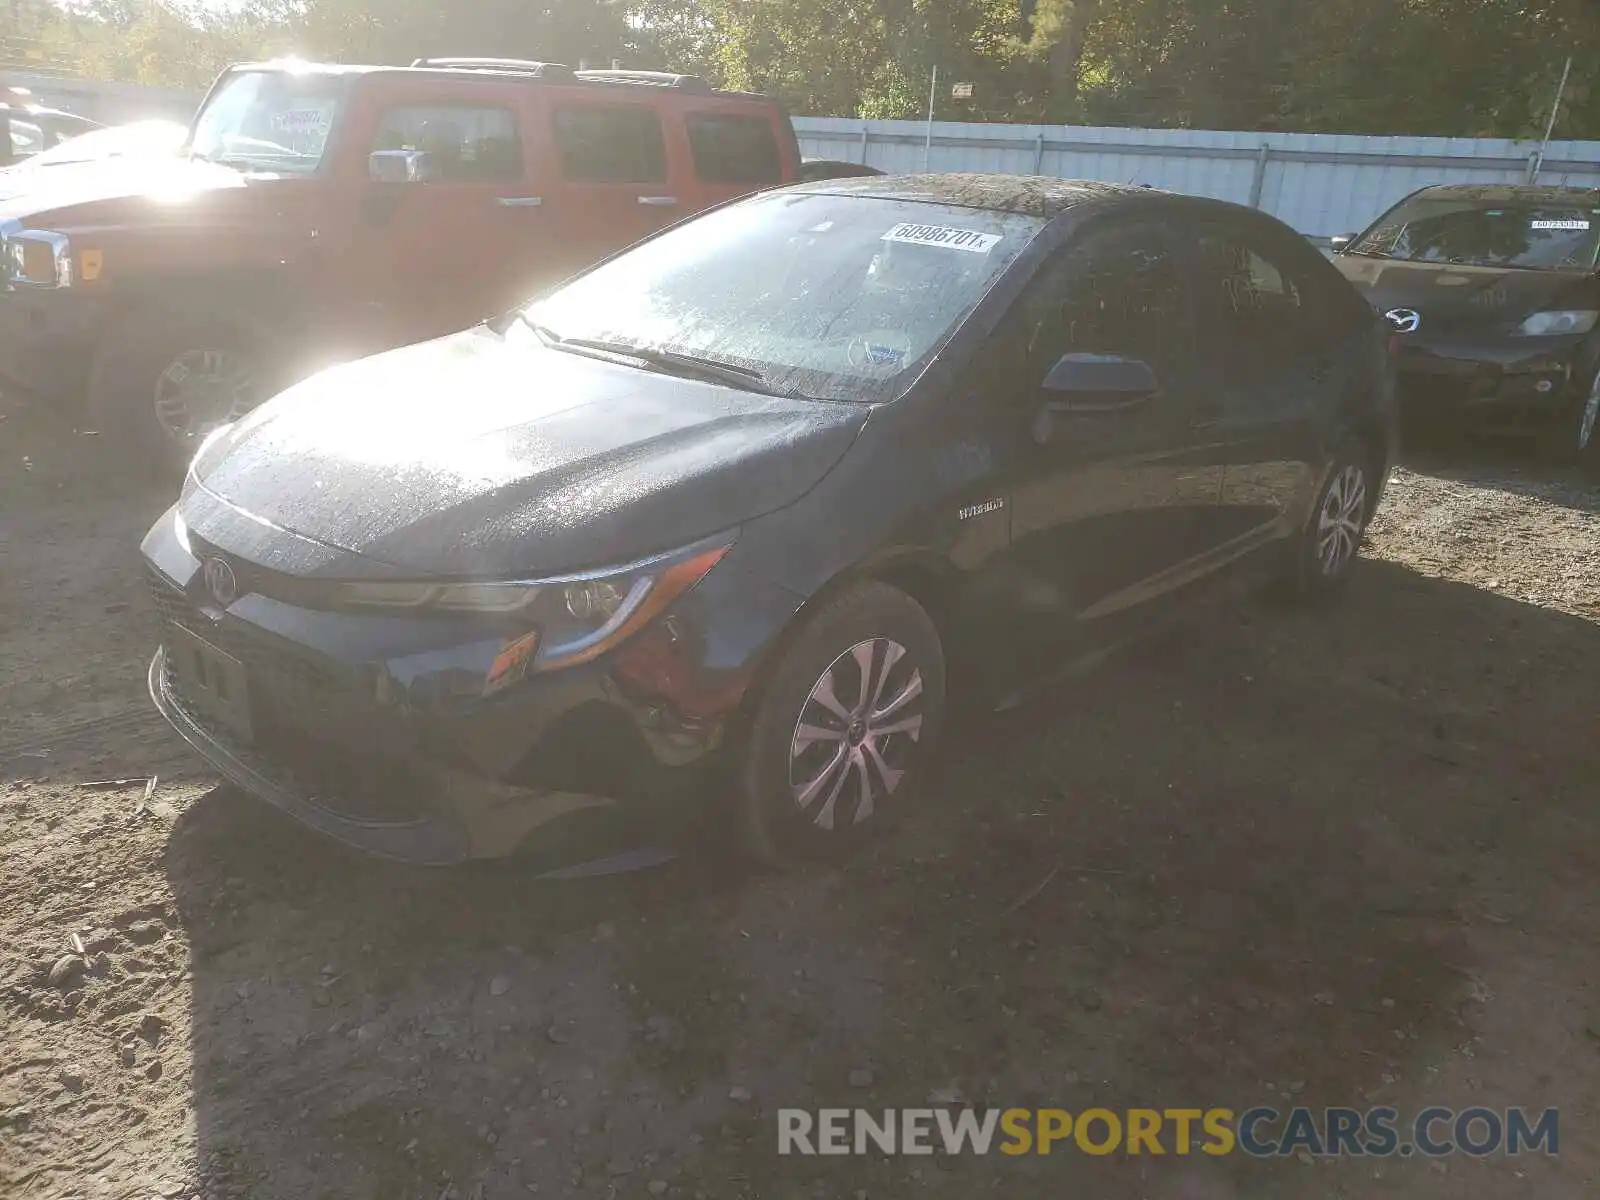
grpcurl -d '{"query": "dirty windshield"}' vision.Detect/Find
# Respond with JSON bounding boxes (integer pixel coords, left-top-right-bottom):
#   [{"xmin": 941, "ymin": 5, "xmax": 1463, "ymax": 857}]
[
  {"xmin": 190, "ymin": 70, "xmax": 350, "ymax": 173},
  {"xmin": 524, "ymin": 192, "xmax": 1044, "ymax": 401},
  {"xmin": 1350, "ymin": 196, "xmax": 1600, "ymax": 270}
]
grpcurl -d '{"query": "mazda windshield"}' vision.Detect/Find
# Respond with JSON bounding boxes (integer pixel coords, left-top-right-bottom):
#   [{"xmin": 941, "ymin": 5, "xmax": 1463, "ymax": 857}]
[
  {"xmin": 1349, "ymin": 196, "xmax": 1600, "ymax": 271},
  {"xmin": 518, "ymin": 192, "xmax": 1046, "ymax": 401}
]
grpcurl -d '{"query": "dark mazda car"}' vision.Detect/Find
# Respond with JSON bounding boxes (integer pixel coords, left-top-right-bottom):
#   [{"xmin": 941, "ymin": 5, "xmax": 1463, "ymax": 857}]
[
  {"xmin": 142, "ymin": 175, "xmax": 1396, "ymax": 871},
  {"xmin": 1331, "ymin": 184, "xmax": 1600, "ymax": 470}
]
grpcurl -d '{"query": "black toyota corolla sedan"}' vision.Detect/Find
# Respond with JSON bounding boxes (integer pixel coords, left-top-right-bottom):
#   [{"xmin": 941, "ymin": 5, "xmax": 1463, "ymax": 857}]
[
  {"xmin": 1331, "ymin": 184, "xmax": 1600, "ymax": 471},
  {"xmin": 142, "ymin": 175, "xmax": 1396, "ymax": 871}
]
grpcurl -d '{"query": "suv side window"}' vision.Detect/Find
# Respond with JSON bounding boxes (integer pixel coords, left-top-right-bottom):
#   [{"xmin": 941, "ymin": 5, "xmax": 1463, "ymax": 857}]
[
  {"xmin": 686, "ymin": 112, "xmax": 781, "ymax": 184},
  {"xmin": 553, "ymin": 104, "xmax": 668, "ymax": 183},
  {"xmin": 1019, "ymin": 220, "xmax": 1195, "ymax": 384},
  {"xmin": 372, "ymin": 105, "xmax": 522, "ymax": 182}
]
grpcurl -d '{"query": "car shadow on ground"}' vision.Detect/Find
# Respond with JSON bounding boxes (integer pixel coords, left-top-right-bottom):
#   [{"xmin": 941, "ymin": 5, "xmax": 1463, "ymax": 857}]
[
  {"xmin": 1401, "ymin": 441, "xmax": 1599, "ymax": 516},
  {"xmin": 161, "ymin": 554, "xmax": 1599, "ymax": 1199}
]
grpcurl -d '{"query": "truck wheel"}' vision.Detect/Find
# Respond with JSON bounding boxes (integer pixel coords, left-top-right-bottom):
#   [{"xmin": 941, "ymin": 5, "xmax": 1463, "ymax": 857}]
[{"xmin": 87, "ymin": 311, "xmax": 267, "ymax": 468}]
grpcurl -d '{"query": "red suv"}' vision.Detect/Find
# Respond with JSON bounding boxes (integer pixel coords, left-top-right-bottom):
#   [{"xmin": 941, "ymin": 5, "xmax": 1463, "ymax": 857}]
[{"xmin": 0, "ymin": 57, "xmax": 800, "ymax": 455}]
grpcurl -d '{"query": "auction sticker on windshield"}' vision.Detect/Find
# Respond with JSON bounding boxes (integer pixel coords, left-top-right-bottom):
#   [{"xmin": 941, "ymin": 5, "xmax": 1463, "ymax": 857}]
[
  {"xmin": 1531, "ymin": 219, "xmax": 1590, "ymax": 231},
  {"xmin": 882, "ymin": 223, "xmax": 1002, "ymax": 253}
]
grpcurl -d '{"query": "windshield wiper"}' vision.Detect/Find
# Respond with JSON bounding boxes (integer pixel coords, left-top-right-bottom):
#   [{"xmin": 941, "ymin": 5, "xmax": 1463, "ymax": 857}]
[{"xmin": 519, "ymin": 318, "xmax": 797, "ymax": 398}]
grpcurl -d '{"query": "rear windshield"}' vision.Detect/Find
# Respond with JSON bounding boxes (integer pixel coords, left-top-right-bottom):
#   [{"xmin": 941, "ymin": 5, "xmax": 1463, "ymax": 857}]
[
  {"xmin": 1350, "ymin": 196, "xmax": 1600, "ymax": 271},
  {"xmin": 191, "ymin": 71, "xmax": 351, "ymax": 174}
]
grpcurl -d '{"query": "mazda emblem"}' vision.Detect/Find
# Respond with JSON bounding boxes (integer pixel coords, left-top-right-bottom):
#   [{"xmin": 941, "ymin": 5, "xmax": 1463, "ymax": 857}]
[
  {"xmin": 202, "ymin": 556, "xmax": 239, "ymax": 607},
  {"xmin": 1384, "ymin": 308, "xmax": 1421, "ymax": 334}
]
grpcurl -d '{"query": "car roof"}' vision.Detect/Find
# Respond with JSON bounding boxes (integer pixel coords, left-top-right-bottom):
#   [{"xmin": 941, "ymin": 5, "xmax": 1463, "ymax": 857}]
[
  {"xmin": 1414, "ymin": 183, "xmax": 1600, "ymax": 205},
  {"xmin": 223, "ymin": 58, "xmax": 779, "ymax": 104},
  {"xmin": 787, "ymin": 173, "xmax": 1267, "ymax": 221}
]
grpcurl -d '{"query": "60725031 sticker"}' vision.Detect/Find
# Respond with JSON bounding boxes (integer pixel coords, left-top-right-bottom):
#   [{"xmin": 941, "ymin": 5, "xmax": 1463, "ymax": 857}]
[
  {"xmin": 1531, "ymin": 219, "xmax": 1590, "ymax": 231},
  {"xmin": 881, "ymin": 223, "xmax": 1002, "ymax": 253}
]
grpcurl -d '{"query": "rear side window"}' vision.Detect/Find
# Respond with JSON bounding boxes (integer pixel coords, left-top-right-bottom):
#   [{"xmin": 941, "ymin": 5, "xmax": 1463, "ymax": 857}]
[
  {"xmin": 372, "ymin": 105, "xmax": 522, "ymax": 182},
  {"xmin": 553, "ymin": 104, "xmax": 667, "ymax": 183},
  {"xmin": 686, "ymin": 112, "xmax": 781, "ymax": 184}
]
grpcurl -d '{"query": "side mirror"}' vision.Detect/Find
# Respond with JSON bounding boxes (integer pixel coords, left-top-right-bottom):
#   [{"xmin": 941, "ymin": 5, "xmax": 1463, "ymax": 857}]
[
  {"xmin": 1329, "ymin": 233, "xmax": 1354, "ymax": 254},
  {"xmin": 1041, "ymin": 352, "xmax": 1159, "ymax": 411},
  {"xmin": 369, "ymin": 148, "xmax": 437, "ymax": 184}
]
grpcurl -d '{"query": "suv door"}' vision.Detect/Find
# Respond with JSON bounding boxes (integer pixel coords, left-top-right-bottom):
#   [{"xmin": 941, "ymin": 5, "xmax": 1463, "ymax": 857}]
[
  {"xmin": 992, "ymin": 217, "xmax": 1228, "ymax": 657},
  {"xmin": 541, "ymin": 100, "xmax": 679, "ymax": 282},
  {"xmin": 678, "ymin": 105, "xmax": 787, "ymax": 212},
  {"xmin": 339, "ymin": 85, "xmax": 543, "ymax": 349},
  {"xmin": 1185, "ymin": 218, "xmax": 1350, "ymax": 557}
]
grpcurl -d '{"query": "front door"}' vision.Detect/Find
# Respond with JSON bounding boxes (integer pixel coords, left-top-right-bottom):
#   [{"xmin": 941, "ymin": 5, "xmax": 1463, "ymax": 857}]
[
  {"xmin": 988, "ymin": 217, "xmax": 1230, "ymax": 674},
  {"xmin": 339, "ymin": 88, "xmax": 546, "ymax": 351}
]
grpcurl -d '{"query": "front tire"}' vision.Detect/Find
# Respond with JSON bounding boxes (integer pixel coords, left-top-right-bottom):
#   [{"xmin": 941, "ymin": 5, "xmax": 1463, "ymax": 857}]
[
  {"xmin": 87, "ymin": 309, "xmax": 268, "ymax": 471},
  {"xmin": 1569, "ymin": 368, "xmax": 1600, "ymax": 479},
  {"xmin": 737, "ymin": 581, "xmax": 946, "ymax": 868}
]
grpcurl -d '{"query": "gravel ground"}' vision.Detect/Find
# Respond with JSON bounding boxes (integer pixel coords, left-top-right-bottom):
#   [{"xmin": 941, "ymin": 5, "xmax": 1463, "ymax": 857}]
[{"xmin": 2, "ymin": 395, "xmax": 1597, "ymax": 1199}]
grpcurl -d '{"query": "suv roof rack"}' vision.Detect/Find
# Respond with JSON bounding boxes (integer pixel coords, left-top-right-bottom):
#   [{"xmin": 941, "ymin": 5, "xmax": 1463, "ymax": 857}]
[
  {"xmin": 573, "ymin": 69, "xmax": 712, "ymax": 92},
  {"xmin": 412, "ymin": 57, "xmax": 574, "ymax": 79}
]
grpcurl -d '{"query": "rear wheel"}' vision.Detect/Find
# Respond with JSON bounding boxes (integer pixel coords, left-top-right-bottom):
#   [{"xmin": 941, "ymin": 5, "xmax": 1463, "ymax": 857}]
[
  {"xmin": 1281, "ymin": 444, "xmax": 1377, "ymax": 602},
  {"xmin": 87, "ymin": 310, "xmax": 268, "ymax": 471},
  {"xmin": 737, "ymin": 581, "xmax": 946, "ymax": 868}
]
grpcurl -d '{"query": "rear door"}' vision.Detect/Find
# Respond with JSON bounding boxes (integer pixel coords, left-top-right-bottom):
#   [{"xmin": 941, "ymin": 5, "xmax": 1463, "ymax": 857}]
[
  {"xmin": 676, "ymin": 103, "xmax": 790, "ymax": 214},
  {"xmin": 338, "ymin": 81, "xmax": 544, "ymax": 348},
  {"xmin": 1185, "ymin": 218, "xmax": 1348, "ymax": 557},
  {"xmin": 539, "ymin": 98, "xmax": 679, "ymax": 282}
]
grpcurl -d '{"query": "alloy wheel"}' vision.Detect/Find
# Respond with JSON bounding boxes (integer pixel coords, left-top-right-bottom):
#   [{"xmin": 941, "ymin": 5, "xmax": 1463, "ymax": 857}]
[
  {"xmin": 1316, "ymin": 464, "xmax": 1368, "ymax": 577},
  {"xmin": 1579, "ymin": 373, "xmax": 1600, "ymax": 451},
  {"xmin": 788, "ymin": 638, "xmax": 925, "ymax": 832},
  {"xmin": 153, "ymin": 349, "xmax": 259, "ymax": 440}
]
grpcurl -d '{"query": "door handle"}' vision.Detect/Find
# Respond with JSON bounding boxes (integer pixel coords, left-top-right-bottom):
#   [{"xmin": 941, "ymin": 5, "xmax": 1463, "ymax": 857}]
[
  {"xmin": 638, "ymin": 195, "xmax": 678, "ymax": 207},
  {"xmin": 496, "ymin": 196, "xmax": 543, "ymax": 208}
]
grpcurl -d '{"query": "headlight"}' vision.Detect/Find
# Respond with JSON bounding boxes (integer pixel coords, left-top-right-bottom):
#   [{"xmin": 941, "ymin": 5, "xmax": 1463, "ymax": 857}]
[
  {"xmin": 3, "ymin": 228, "xmax": 73, "ymax": 288},
  {"xmin": 332, "ymin": 534, "xmax": 734, "ymax": 676},
  {"xmin": 1515, "ymin": 310, "xmax": 1599, "ymax": 337}
]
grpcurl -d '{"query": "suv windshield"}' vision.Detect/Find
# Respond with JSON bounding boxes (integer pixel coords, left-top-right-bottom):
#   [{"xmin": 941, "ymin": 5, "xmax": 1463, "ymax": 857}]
[
  {"xmin": 190, "ymin": 70, "xmax": 350, "ymax": 174},
  {"xmin": 1350, "ymin": 196, "xmax": 1600, "ymax": 271},
  {"xmin": 522, "ymin": 192, "xmax": 1044, "ymax": 402}
]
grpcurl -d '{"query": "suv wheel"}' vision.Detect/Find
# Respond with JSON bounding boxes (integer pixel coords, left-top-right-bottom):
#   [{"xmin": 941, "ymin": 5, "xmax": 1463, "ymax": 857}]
[
  {"xmin": 1282, "ymin": 444, "xmax": 1376, "ymax": 602},
  {"xmin": 87, "ymin": 311, "xmax": 266, "ymax": 468},
  {"xmin": 737, "ymin": 581, "xmax": 945, "ymax": 868}
]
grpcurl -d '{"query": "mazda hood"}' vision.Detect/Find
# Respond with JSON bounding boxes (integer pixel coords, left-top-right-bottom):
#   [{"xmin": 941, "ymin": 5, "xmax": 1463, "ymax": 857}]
[
  {"xmin": 190, "ymin": 328, "xmax": 868, "ymax": 577},
  {"xmin": 1332, "ymin": 255, "xmax": 1597, "ymax": 334}
]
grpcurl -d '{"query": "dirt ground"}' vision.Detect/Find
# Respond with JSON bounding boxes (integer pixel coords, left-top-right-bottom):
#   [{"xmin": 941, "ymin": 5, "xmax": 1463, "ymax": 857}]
[{"xmin": 2, "ymin": 393, "xmax": 1597, "ymax": 1200}]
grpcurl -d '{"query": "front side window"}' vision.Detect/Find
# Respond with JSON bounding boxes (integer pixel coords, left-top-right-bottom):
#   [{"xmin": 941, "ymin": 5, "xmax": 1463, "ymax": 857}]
[
  {"xmin": 686, "ymin": 112, "xmax": 782, "ymax": 184},
  {"xmin": 372, "ymin": 105, "xmax": 521, "ymax": 182},
  {"xmin": 1019, "ymin": 221, "xmax": 1194, "ymax": 381},
  {"xmin": 1350, "ymin": 195, "xmax": 1600, "ymax": 271},
  {"xmin": 191, "ymin": 70, "xmax": 351, "ymax": 174},
  {"xmin": 522, "ymin": 193, "xmax": 1044, "ymax": 401},
  {"xmin": 553, "ymin": 104, "xmax": 667, "ymax": 183}
]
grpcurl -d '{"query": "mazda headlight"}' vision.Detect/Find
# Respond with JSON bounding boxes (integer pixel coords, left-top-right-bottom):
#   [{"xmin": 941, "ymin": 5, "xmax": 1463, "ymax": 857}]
[
  {"xmin": 3, "ymin": 228, "xmax": 73, "ymax": 288},
  {"xmin": 331, "ymin": 534, "xmax": 734, "ymax": 676},
  {"xmin": 1515, "ymin": 310, "xmax": 1599, "ymax": 337}
]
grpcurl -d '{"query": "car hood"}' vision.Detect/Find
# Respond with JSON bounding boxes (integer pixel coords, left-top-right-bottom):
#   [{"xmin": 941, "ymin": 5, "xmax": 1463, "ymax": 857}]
[
  {"xmin": 0, "ymin": 154, "xmax": 242, "ymax": 218},
  {"xmin": 192, "ymin": 328, "xmax": 869, "ymax": 577},
  {"xmin": 1331, "ymin": 255, "xmax": 1597, "ymax": 334}
]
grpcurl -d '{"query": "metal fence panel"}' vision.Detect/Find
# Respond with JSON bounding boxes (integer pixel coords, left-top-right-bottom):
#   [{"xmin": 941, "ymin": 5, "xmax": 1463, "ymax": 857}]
[{"xmin": 794, "ymin": 117, "xmax": 1600, "ymax": 239}]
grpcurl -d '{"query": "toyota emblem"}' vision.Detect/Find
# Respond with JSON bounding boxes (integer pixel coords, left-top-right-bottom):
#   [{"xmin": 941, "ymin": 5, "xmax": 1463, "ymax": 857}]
[
  {"xmin": 1384, "ymin": 308, "xmax": 1422, "ymax": 334},
  {"xmin": 202, "ymin": 556, "xmax": 239, "ymax": 607}
]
